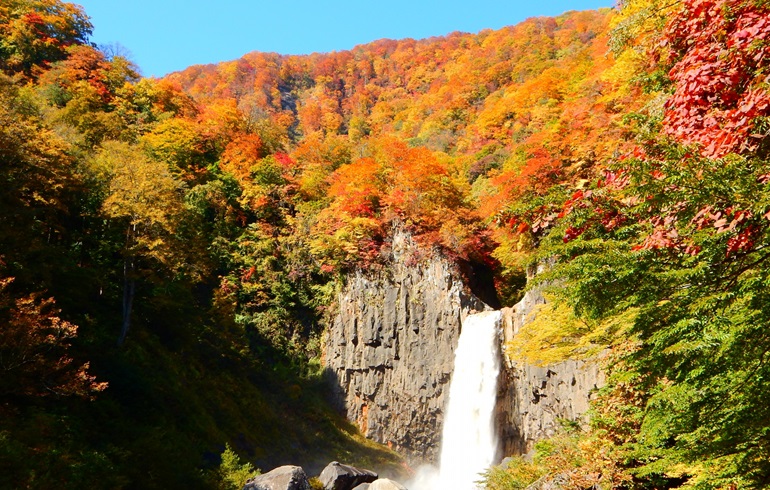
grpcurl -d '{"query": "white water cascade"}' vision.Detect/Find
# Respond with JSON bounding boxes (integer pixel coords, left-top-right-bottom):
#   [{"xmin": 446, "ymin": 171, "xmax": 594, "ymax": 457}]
[{"xmin": 412, "ymin": 309, "xmax": 502, "ymax": 490}]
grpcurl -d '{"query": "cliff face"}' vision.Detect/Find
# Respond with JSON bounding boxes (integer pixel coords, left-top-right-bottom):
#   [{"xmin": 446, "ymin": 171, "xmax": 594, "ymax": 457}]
[
  {"xmin": 323, "ymin": 232, "xmax": 486, "ymax": 463},
  {"xmin": 497, "ymin": 287, "xmax": 606, "ymax": 456},
  {"xmin": 324, "ymin": 235, "xmax": 604, "ymax": 464}
]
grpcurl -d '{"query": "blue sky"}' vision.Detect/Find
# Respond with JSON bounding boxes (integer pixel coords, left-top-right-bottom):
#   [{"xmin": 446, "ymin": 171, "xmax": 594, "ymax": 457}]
[{"xmin": 73, "ymin": 1, "xmax": 615, "ymax": 77}]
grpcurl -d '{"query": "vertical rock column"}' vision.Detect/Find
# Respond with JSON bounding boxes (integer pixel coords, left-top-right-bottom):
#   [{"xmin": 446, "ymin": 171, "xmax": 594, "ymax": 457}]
[{"xmin": 323, "ymin": 233, "xmax": 486, "ymax": 464}]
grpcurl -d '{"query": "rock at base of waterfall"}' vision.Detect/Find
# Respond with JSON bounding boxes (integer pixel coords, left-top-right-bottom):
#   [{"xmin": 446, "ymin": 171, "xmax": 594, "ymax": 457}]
[
  {"xmin": 243, "ymin": 465, "xmax": 311, "ymax": 490},
  {"xmin": 368, "ymin": 479, "xmax": 407, "ymax": 490},
  {"xmin": 319, "ymin": 461, "xmax": 378, "ymax": 490},
  {"xmin": 351, "ymin": 484, "xmax": 371, "ymax": 490}
]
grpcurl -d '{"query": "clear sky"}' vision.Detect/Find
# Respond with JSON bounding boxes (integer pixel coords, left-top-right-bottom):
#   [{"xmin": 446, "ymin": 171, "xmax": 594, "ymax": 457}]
[{"xmin": 72, "ymin": 1, "xmax": 615, "ymax": 77}]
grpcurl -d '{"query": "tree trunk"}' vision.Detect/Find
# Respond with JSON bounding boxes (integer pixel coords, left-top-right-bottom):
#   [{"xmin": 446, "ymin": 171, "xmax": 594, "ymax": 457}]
[
  {"xmin": 117, "ymin": 218, "xmax": 137, "ymax": 347},
  {"xmin": 117, "ymin": 255, "xmax": 135, "ymax": 347}
]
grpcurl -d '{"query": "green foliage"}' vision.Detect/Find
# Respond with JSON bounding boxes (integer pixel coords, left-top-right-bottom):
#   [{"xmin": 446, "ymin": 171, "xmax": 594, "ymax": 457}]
[
  {"xmin": 8, "ymin": 1, "xmax": 770, "ymax": 488},
  {"xmin": 218, "ymin": 444, "xmax": 260, "ymax": 490},
  {"xmin": 481, "ymin": 423, "xmax": 628, "ymax": 490},
  {"xmin": 0, "ymin": 6, "xmax": 406, "ymax": 487},
  {"xmin": 529, "ymin": 133, "xmax": 770, "ymax": 487}
]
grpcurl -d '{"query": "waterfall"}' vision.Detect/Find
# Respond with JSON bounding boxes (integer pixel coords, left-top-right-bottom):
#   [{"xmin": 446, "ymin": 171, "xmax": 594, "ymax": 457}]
[{"xmin": 411, "ymin": 310, "xmax": 502, "ymax": 490}]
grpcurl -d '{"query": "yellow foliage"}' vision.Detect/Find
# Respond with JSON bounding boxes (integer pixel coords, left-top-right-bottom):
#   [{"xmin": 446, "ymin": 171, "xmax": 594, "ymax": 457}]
[
  {"xmin": 507, "ymin": 293, "xmax": 636, "ymax": 365},
  {"xmin": 608, "ymin": 0, "xmax": 680, "ymax": 57},
  {"xmin": 92, "ymin": 140, "xmax": 184, "ymax": 265},
  {"xmin": 141, "ymin": 117, "xmax": 203, "ymax": 171}
]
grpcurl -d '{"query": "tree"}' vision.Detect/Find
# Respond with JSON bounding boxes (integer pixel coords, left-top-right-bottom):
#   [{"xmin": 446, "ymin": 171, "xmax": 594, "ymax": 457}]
[
  {"xmin": 217, "ymin": 444, "xmax": 259, "ymax": 490},
  {"xmin": 0, "ymin": 0, "xmax": 92, "ymax": 78},
  {"xmin": 91, "ymin": 141, "xmax": 184, "ymax": 346},
  {"xmin": 141, "ymin": 117, "xmax": 207, "ymax": 178},
  {"xmin": 0, "ymin": 270, "xmax": 106, "ymax": 398},
  {"xmin": 0, "ymin": 73, "xmax": 82, "ymax": 292},
  {"xmin": 545, "ymin": 145, "xmax": 770, "ymax": 486},
  {"xmin": 662, "ymin": 0, "xmax": 770, "ymax": 158},
  {"xmin": 220, "ymin": 132, "xmax": 268, "ymax": 183},
  {"xmin": 491, "ymin": 1, "xmax": 770, "ymax": 486}
]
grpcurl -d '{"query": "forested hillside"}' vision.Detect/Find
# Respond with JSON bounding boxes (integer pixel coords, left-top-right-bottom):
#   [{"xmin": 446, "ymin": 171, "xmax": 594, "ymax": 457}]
[{"xmin": 1, "ymin": 0, "xmax": 769, "ymax": 488}]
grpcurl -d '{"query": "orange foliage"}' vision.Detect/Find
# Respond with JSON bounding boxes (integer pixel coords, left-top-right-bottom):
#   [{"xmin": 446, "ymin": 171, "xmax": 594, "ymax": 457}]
[
  {"xmin": 197, "ymin": 98, "xmax": 245, "ymax": 149},
  {"xmin": 0, "ymin": 0, "xmax": 92, "ymax": 78},
  {"xmin": 480, "ymin": 146, "xmax": 563, "ymax": 219},
  {"xmin": 327, "ymin": 157, "xmax": 382, "ymax": 217},
  {"xmin": 38, "ymin": 44, "xmax": 111, "ymax": 101},
  {"xmin": 220, "ymin": 132, "xmax": 267, "ymax": 182},
  {"xmin": 162, "ymin": 8, "xmax": 645, "ymax": 270},
  {"xmin": 0, "ymin": 275, "xmax": 107, "ymax": 399}
]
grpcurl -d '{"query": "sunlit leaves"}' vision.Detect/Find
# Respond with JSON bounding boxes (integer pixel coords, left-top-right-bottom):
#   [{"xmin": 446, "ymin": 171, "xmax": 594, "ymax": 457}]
[
  {"xmin": 662, "ymin": 0, "xmax": 770, "ymax": 158},
  {"xmin": 92, "ymin": 141, "xmax": 184, "ymax": 264},
  {"xmin": 0, "ymin": 273, "xmax": 106, "ymax": 399},
  {"xmin": 0, "ymin": 0, "xmax": 92, "ymax": 78},
  {"xmin": 220, "ymin": 132, "xmax": 267, "ymax": 183},
  {"xmin": 141, "ymin": 117, "xmax": 205, "ymax": 176}
]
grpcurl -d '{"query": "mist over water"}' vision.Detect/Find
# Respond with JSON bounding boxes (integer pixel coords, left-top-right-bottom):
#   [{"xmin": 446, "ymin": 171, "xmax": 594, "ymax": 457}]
[{"xmin": 410, "ymin": 310, "xmax": 502, "ymax": 490}]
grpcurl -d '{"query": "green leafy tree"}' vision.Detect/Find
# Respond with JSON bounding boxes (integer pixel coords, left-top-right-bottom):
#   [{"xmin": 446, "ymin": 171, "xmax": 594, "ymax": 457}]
[
  {"xmin": 217, "ymin": 444, "xmax": 260, "ymax": 490},
  {"xmin": 572, "ymin": 153, "xmax": 770, "ymax": 486}
]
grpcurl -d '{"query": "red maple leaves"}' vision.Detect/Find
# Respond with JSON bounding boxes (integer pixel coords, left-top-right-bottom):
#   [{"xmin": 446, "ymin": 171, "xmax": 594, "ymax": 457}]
[{"xmin": 662, "ymin": 0, "xmax": 770, "ymax": 158}]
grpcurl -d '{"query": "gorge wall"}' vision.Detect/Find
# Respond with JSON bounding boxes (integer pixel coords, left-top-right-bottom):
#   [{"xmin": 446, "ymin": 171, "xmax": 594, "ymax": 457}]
[
  {"xmin": 323, "ymin": 232, "xmax": 487, "ymax": 463},
  {"xmin": 498, "ymin": 288, "xmax": 606, "ymax": 456},
  {"xmin": 323, "ymin": 234, "xmax": 604, "ymax": 465}
]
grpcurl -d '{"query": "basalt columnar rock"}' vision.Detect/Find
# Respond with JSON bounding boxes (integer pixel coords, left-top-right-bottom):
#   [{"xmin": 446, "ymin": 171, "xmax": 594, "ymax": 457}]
[
  {"xmin": 323, "ymin": 232, "xmax": 487, "ymax": 463},
  {"xmin": 497, "ymin": 287, "xmax": 606, "ymax": 455},
  {"xmin": 325, "ymin": 232, "xmax": 604, "ymax": 465}
]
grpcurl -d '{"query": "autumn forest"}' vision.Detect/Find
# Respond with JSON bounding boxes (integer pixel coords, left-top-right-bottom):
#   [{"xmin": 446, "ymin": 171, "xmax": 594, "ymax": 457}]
[{"xmin": 1, "ymin": 0, "xmax": 769, "ymax": 488}]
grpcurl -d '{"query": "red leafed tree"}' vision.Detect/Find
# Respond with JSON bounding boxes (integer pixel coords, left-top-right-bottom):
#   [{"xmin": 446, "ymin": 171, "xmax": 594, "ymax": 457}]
[
  {"xmin": 38, "ymin": 44, "xmax": 112, "ymax": 102},
  {"xmin": 0, "ymin": 0, "xmax": 93, "ymax": 78},
  {"xmin": 663, "ymin": 0, "xmax": 770, "ymax": 158},
  {"xmin": 0, "ymin": 273, "xmax": 107, "ymax": 399}
]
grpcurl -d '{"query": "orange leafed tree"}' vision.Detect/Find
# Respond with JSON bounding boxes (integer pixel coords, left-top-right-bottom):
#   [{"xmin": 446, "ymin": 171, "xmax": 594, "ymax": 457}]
[
  {"xmin": 327, "ymin": 156, "xmax": 383, "ymax": 217},
  {"xmin": 220, "ymin": 132, "xmax": 267, "ymax": 182},
  {"xmin": 0, "ymin": 274, "xmax": 106, "ymax": 399}
]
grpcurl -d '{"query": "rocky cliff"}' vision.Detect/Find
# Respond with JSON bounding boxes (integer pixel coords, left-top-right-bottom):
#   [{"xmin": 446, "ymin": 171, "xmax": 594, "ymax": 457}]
[
  {"xmin": 324, "ymin": 235, "xmax": 604, "ymax": 465},
  {"xmin": 323, "ymin": 232, "xmax": 486, "ymax": 463},
  {"xmin": 497, "ymin": 287, "xmax": 606, "ymax": 456}
]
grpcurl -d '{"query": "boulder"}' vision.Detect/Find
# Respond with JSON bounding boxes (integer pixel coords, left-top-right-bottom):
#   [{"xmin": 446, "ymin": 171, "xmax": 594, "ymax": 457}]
[
  {"xmin": 319, "ymin": 461, "xmax": 378, "ymax": 490},
  {"xmin": 243, "ymin": 465, "xmax": 311, "ymax": 490},
  {"xmin": 368, "ymin": 479, "xmax": 407, "ymax": 490},
  {"xmin": 351, "ymin": 484, "xmax": 371, "ymax": 490}
]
